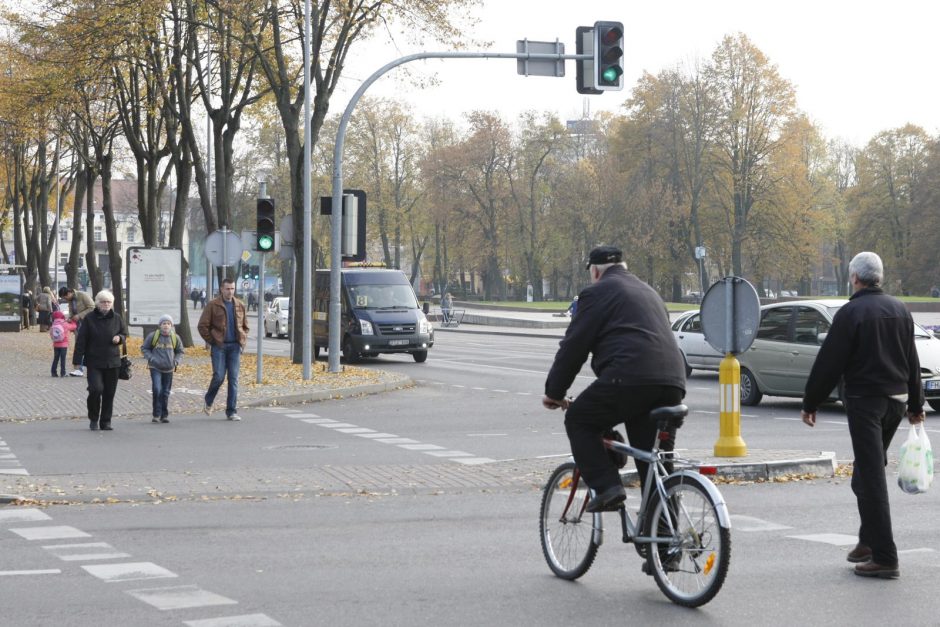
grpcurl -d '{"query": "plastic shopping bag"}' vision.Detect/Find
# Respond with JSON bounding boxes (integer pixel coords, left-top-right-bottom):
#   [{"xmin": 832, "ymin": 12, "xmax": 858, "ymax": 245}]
[{"xmin": 897, "ymin": 424, "xmax": 933, "ymax": 494}]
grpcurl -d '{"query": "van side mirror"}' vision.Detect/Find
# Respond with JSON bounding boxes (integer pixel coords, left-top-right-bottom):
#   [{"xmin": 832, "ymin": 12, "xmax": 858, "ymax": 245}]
[{"xmin": 422, "ymin": 302, "xmax": 430, "ymax": 315}]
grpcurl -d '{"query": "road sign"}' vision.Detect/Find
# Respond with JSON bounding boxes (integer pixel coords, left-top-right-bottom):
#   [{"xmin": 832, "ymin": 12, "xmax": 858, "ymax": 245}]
[
  {"xmin": 700, "ymin": 276, "xmax": 761, "ymax": 355},
  {"xmin": 516, "ymin": 39, "xmax": 565, "ymax": 77},
  {"xmin": 204, "ymin": 230, "xmax": 243, "ymax": 267},
  {"xmin": 242, "ymin": 280, "xmax": 250, "ymax": 290}
]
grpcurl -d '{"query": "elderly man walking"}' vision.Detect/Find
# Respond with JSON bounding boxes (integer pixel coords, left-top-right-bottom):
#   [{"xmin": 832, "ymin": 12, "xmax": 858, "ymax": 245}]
[{"xmin": 801, "ymin": 251, "xmax": 925, "ymax": 579}]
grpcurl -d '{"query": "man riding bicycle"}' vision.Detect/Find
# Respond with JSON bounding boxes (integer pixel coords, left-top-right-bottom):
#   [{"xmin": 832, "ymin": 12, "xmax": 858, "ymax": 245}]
[{"xmin": 542, "ymin": 246, "xmax": 687, "ymax": 512}]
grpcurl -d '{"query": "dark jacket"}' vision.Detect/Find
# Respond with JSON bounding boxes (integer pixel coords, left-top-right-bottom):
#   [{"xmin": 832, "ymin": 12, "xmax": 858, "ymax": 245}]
[
  {"xmin": 197, "ymin": 296, "xmax": 248, "ymax": 347},
  {"xmin": 544, "ymin": 266, "xmax": 686, "ymax": 400},
  {"xmin": 73, "ymin": 307, "xmax": 126, "ymax": 369},
  {"xmin": 803, "ymin": 287, "xmax": 923, "ymax": 413}
]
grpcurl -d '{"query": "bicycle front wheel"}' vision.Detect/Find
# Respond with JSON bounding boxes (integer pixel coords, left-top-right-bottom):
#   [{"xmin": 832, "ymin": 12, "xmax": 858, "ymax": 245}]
[
  {"xmin": 539, "ymin": 462, "xmax": 600, "ymax": 580},
  {"xmin": 645, "ymin": 473, "xmax": 730, "ymax": 607}
]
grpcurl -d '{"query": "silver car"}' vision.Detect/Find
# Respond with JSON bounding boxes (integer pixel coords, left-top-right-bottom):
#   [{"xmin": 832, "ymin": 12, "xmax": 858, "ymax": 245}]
[
  {"xmin": 264, "ymin": 297, "xmax": 290, "ymax": 338},
  {"xmin": 673, "ymin": 300, "xmax": 940, "ymax": 409}
]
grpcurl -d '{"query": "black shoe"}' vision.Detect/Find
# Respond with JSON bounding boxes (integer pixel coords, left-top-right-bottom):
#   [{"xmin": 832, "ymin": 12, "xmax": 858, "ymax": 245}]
[
  {"xmin": 854, "ymin": 561, "xmax": 899, "ymax": 579},
  {"xmin": 152, "ymin": 417, "xmax": 160, "ymax": 423},
  {"xmin": 586, "ymin": 485, "xmax": 626, "ymax": 513},
  {"xmin": 101, "ymin": 424, "xmax": 113, "ymax": 431},
  {"xmin": 847, "ymin": 543, "xmax": 872, "ymax": 563},
  {"xmin": 160, "ymin": 417, "xmax": 169, "ymax": 423},
  {"xmin": 89, "ymin": 422, "xmax": 99, "ymax": 431}
]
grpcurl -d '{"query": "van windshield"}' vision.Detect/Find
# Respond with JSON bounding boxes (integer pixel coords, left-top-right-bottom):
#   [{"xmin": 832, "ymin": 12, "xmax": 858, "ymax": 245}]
[{"xmin": 347, "ymin": 284, "xmax": 418, "ymax": 310}]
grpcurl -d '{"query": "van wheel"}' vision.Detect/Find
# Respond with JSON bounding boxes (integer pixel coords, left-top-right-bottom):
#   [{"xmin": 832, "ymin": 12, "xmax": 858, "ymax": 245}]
[
  {"xmin": 683, "ymin": 357, "xmax": 692, "ymax": 378},
  {"xmin": 928, "ymin": 400, "xmax": 940, "ymax": 412},
  {"xmin": 740, "ymin": 368, "xmax": 763, "ymax": 406},
  {"xmin": 342, "ymin": 337, "xmax": 360, "ymax": 364},
  {"xmin": 412, "ymin": 350, "xmax": 428, "ymax": 363},
  {"xmin": 264, "ymin": 326, "xmax": 272, "ymax": 338}
]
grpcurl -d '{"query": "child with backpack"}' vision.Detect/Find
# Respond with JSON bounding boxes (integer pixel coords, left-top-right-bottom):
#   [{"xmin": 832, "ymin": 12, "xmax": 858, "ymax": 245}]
[
  {"xmin": 49, "ymin": 310, "xmax": 77, "ymax": 377},
  {"xmin": 142, "ymin": 314, "xmax": 184, "ymax": 423}
]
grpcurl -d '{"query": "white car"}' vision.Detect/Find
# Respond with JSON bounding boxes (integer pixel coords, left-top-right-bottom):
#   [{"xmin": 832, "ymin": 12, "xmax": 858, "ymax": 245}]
[
  {"xmin": 264, "ymin": 297, "xmax": 290, "ymax": 339},
  {"xmin": 672, "ymin": 302, "xmax": 940, "ymax": 410}
]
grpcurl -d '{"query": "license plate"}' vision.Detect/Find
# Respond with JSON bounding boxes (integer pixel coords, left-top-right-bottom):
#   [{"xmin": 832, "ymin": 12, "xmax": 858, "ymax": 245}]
[
  {"xmin": 388, "ymin": 339, "xmax": 408, "ymax": 346},
  {"xmin": 926, "ymin": 379, "xmax": 940, "ymax": 391}
]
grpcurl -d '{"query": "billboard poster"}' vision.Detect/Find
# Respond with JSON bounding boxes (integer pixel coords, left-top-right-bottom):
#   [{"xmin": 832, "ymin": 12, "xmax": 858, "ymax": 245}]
[
  {"xmin": 126, "ymin": 247, "xmax": 183, "ymax": 326},
  {"xmin": 0, "ymin": 274, "xmax": 20, "ymax": 322}
]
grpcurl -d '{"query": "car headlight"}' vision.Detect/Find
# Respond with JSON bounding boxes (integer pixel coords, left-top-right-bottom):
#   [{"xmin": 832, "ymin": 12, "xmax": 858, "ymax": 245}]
[
  {"xmin": 418, "ymin": 317, "xmax": 431, "ymax": 334},
  {"xmin": 358, "ymin": 319, "xmax": 374, "ymax": 335}
]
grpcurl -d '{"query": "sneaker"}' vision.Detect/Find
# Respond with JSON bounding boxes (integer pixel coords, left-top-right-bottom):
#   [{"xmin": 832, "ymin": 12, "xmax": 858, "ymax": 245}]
[
  {"xmin": 160, "ymin": 417, "xmax": 169, "ymax": 423},
  {"xmin": 69, "ymin": 370, "xmax": 84, "ymax": 377},
  {"xmin": 227, "ymin": 414, "xmax": 242, "ymax": 421},
  {"xmin": 854, "ymin": 561, "xmax": 899, "ymax": 579},
  {"xmin": 152, "ymin": 417, "xmax": 160, "ymax": 423},
  {"xmin": 203, "ymin": 403, "xmax": 212, "ymax": 415},
  {"xmin": 847, "ymin": 543, "xmax": 872, "ymax": 563}
]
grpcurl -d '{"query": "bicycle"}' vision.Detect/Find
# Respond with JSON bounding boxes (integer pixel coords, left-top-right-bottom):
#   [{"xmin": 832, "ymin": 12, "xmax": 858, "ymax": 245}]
[{"xmin": 539, "ymin": 404, "xmax": 731, "ymax": 607}]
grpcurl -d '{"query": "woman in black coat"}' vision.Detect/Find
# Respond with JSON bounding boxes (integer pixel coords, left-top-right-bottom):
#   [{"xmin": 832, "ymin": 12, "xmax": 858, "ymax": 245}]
[{"xmin": 72, "ymin": 289, "xmax": 126, "ymax": 431}]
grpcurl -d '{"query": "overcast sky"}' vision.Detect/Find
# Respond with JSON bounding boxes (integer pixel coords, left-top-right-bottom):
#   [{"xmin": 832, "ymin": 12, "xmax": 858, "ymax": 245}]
[{"xmin": 337, "ymin": 0, "xmax": 940, "ymax": 146}]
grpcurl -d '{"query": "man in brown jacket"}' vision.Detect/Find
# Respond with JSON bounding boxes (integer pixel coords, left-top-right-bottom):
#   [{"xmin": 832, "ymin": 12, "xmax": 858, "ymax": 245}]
[{"xmin": 197, "ymin": 278, "xmax": 250, "ymax": 421}]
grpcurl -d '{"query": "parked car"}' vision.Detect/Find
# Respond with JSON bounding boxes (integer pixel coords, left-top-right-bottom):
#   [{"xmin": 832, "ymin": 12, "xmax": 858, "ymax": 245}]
[
  {"xmin": 264, "ymin": 297, "xmax": 290, "ymax": 338},
  {"xmin": 672, "ymin": 300, "xmax": 940, "ymax": 410}
]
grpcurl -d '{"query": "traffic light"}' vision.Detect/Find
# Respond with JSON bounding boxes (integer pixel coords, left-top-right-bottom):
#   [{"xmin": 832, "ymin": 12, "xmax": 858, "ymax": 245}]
[
  {"xmin": 594, "ymin": 21, "xmax": 624, "ymax": 91},
  {"xmin": 256, "ymin": 197, "xmax": 275, "ymax": 252},
  {"xmin": 251, "ymin": 265, "xmax": 260, "ymax": 280},
  {"xmin": 575, "ymin": 26, "xmax": 601, "ymax": 95},
  {"xmin": 241, "ymin": 262, "xmax": 250, "ymax": 280}
]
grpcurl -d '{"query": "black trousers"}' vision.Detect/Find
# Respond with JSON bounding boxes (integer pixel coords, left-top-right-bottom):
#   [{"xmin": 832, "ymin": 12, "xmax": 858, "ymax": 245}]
[
  {"xmin": 565, "ymin": 382, "xmax": 684, "ymax": 492},
  {"xmin": 86, "ymin": 366, "xmax": 120, "ymax": 426},
  {"xmin": 844, "ymin": 396, "xmax": 904, "ymax": 565}
]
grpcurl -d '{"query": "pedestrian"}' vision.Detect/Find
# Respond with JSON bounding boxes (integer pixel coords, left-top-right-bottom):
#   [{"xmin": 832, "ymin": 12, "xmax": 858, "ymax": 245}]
[
  {"xmin": 191, "ymin": 288, "xmax": 200, "ymax": 309},
  {"xmin": 36, "ymin": 286, "xmax": 56, "ymax": 331},
  {"xmin": 59, "ymin": 286, "xmax": 96, "ymax": 376},
  {"xmin": 72, "ymin": 289, "xmax": 126, "ymax": 431},
  {"xmin": 441, "ymin": 292, "xmax": 453, "ymax": 324},
  {"xmin": 20, "ymin": 290, "xmax": 32, "ymax": 330},
  {"xmin": 49, "ymin": 310, "xmax": 77, "ymax": 377},
  {"xmin": 802, "ymin": 251, "xmax": 925, "ymax": 580},
  {"xmin": 247, "ymin": 290, "xmax": 257, "ymax": 312},
  {"xmin": 142, "ymin": 314, "xmax": 184, "ymax": 424},
  {"xmin": 197, "ymin": 277, "xmax": 249, "ymax": 421},
  {"xmin": 200, "ymin": 288, "xmax": 207, "ymax": 308},
  {"xmin": 542, "ymin": 246, "xmax": 686, "ymax": 515}
]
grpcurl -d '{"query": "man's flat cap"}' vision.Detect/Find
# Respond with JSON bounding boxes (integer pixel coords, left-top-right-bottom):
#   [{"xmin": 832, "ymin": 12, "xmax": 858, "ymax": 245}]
[{"xmin": 586, "ymin": 245, "xmax": 623, "ymax": 268}]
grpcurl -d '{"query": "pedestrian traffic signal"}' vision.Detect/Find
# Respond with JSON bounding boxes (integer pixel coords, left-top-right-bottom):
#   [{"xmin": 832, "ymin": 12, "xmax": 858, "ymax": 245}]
[
  {"xmin": 594, "ymin": 21, "xmax": 624, "ymax": 91},
  {"xmin": 241, "ymin": 262, "xmax": 250, "ymax": 280},
  {"xmin": 256, "ymin": 197, "xmax": 276, "ymax": 252},
  {"xmin": 250, "ymin": 265, "xmax": 260, "ymax": 280}
]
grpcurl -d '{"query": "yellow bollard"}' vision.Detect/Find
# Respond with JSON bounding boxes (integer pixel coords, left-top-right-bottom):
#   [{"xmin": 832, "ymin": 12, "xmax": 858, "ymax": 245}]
[{"xmin": 714, "ymin": 353, "xmax": 747, "ymax": 457}]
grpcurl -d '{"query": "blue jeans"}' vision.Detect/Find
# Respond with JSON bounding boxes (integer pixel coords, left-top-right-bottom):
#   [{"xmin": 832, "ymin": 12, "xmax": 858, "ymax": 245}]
[
  {"xmin": 51, "ymin": 347, "xmax": 68, "ymax": 376},
  {"xmin": 150, "ymin": 369, "xmax": 174, "ymax": 418},
  {"xmin": 206, "ymin": 343, "xmax": 240, "ymax": 417}
]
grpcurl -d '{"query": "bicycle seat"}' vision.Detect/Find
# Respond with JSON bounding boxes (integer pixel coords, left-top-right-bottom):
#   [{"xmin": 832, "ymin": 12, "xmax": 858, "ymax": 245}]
[{"xmin": 650, "ymin": 404, "xmax": 688, "ymax": 431}]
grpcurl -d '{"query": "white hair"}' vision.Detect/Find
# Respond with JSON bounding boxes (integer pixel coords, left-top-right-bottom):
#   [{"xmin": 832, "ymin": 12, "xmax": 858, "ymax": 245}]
[
  {"xmin": 95, "ymin": 289, "xmax": 115, "ymax": 304},
  {"xmin": 849, "ymin": 252, "xmax": 883, "ymax": 287}
]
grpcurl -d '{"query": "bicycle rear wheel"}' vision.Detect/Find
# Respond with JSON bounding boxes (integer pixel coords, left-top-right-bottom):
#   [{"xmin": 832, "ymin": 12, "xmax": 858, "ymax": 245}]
[
  {"xmin": 645, "ymin": 473, "xmax": 730, "ymax": 607},
  {"xmin": 540, "ymin": 462, "xmax": 600, "ymax": 580}
]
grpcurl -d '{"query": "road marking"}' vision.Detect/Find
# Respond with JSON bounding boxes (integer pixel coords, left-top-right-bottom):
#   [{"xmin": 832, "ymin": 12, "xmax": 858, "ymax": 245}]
[
  {"xmin": 0, "ymin": 453, "xmax": 15, "ymax": 459},
  {"xmin": 471, "ymin": 387, "xmax": 487, "ymax": 390},
  {"xmin": 467, "ymin": 433, "xmax": 507, "ymax": 437},
  {"xmin": 373, "ymin": 438, "xmax": 419, "ymax": 445},
  {"xmin": 731, "ymin": 515, "xmax": 793, "ymax": 532},
  {"xmin": 0, "ymin": 569, "xmax": 61, "ymax": 576},
  {"xmin": 184, "ymin": 614, "xmax": 282, "ymax": 627},
  {"xmin": 300, "ymin": 419, "xmax": 336, "ymax": 424},
  {"xmin": 355, "ymin": 432, "xmax": 399, "ymax": 439},
  {"xmin": 316, "ymin": 422, "xmax": 357, "ymax": 428},
  {"xmin": 263, "ymin": 408, "xmax": 300, "ymax": 414},
  {"xmin": 786, "ymin": 533, "xmax": 857, "ymax": 546},
  {"xmin": 0, "ymin": 469, "xmax": 29, "ymax": 475},
  {"xmin": 335, "ymin": 428, "xmax": 376, "ymax": 434},
  {"xmin": 398, "ymin": 444, "xmax": 445, "ymax": 451},
  {"xmin": 775, "ymin": 417, "xmax": 801, "ymax": 421},
  {"xmin": 453, "ymin": 457, "xmax": 497, "ymax": 465},
  {"xmin": 10, "ymin": 526, "xmax": 91, "ymax": 541},
  {"xmin": 0, "ymin": 509, "xmax": 51, "ymax": 524},
  {"xmin": 127, "ymin": 585, "xmax": 238, "ymax": 610},
  {"xmin": 451, "ymin": 384, "xmax": 466, "ymax": 388},
  {"xmin": 43, "ymin": 542, "xmax": 131, "ymax": 561},
  {"xmin": 423, "ymin": 451, "xmax": 474, "ymax": 457},
  {"xmin": 287, "ymin": 413, "xmax": 321, "ymax": 418},
  {"xmin": 899, "ymin": 548, "xmax": 936, "ymax": 555},
  {"xmin": 82, "ymin": 562, "xmax": 177, "ymax": 583}
]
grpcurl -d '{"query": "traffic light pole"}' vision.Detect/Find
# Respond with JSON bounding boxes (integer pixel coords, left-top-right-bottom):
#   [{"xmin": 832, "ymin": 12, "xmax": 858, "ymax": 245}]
[
  {"xmin": 326, "ymin": 49, "xmax": 590, "ymax": 373},
  {"xmin": 256, "ymin": 253, "xmax": 265, "ymax": 384}
]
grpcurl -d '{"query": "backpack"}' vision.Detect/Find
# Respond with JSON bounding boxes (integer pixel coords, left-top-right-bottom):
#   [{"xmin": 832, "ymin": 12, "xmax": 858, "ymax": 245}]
[
  {"xmin": 49, "ymin": 321, "xmax": 66, "ymax": 343},
  {"xmin": 151, "ymin": 331, "xmax": 180, "ymax": 350}
]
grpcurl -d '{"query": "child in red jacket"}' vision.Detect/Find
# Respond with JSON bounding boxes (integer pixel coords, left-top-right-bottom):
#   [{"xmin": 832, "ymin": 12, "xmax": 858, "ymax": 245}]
[{"xmin": 49, "ymin": 310, "xmax": 77, "ymax": 377}]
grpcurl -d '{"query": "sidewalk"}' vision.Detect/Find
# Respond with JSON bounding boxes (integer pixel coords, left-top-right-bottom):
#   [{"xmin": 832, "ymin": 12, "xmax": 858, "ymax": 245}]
[{"xmin": 0, "ymin": 307, "xmax": 837, "ymax": 483}]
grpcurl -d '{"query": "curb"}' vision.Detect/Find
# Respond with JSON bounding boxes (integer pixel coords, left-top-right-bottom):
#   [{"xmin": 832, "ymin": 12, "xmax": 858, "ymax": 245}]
[
  {"xmin": 618, "ymin": 451, "xmax": 838, "ymax": 484},
  {"xmin": 435, "ymin": 326, "xmax": 563, "ymax": 340},
  {"xmin": 0, "ymin": 494, "xmax": 25, "ymax": 504},
  {"xmin": 239, "ymin": 376, "xmax": 414, "ymax": 407}
]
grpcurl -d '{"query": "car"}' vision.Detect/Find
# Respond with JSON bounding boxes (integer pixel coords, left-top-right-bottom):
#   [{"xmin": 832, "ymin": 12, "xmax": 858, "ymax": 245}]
[
  {"xmin": 672, "ymin": 300, "xmax": 940, "ymax": 410},
  {"xmin": 264, "ymin": 297, "xmax": 290, "ymax": 338}
]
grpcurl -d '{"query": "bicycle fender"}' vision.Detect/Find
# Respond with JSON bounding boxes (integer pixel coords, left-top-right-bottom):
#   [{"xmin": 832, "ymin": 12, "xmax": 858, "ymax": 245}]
[{"xmin": 669, "ymin": 470, "xmax": 732, "ymax": 530}]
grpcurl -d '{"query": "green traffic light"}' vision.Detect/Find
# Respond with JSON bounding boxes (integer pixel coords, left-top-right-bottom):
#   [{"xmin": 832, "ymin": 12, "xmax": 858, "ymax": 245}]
[
  {"xmin": 258, "ymin": 234, "xmax": 274, "ymax": 251},
  {"xmin": 602, "ymin": 66, "xmax": 623, "ymax": 84}
]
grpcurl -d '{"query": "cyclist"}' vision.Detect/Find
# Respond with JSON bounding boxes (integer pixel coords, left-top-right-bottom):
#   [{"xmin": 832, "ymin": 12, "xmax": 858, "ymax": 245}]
[{"xmin": 542, "ymin": 245, "xmax": 687, "ymax": 512}]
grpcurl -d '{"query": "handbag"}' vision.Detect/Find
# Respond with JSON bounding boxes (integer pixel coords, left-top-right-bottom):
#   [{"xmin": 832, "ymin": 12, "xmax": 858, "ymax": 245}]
[
  {"xmin": 118, "ymin": 338, "xmax": 132, "ymax": 381},
  {"xmin": 897, "ymin": 423, "xmax": 933, "ymax": 494}
]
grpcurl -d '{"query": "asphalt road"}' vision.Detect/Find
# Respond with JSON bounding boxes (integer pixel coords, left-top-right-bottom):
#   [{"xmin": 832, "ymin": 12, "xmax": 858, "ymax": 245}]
[{"xmin": 3, "ymin": 327, "xmax": 940, "ymax": 625}]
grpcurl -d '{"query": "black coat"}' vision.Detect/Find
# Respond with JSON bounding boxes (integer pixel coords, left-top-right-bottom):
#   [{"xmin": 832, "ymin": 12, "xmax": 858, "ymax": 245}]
[
  {"xmin": 73, "ymin": 307, "xmax": 126, "ymax": 369},
  {"xmin": 544, "ymin": 266, "xmax": 686, "ymax": 400},
  {"xmin": 803, "ymin": 287, "xmax": 923, "ymax": 413}
]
